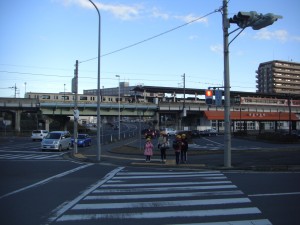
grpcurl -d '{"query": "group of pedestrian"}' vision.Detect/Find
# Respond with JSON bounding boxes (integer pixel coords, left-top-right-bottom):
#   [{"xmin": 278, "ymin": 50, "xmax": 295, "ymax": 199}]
[
  {"xmin": 143, "ymin": 131, "xmax": 188, "ymax": 164},
  {"xmin": 172, "ymin": 134, "xmax": 188, "ymax": 165}
]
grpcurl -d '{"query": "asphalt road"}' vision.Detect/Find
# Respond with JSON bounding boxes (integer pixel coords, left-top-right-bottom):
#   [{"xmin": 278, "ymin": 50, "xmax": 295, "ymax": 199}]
[{"xmin": 0, "ymin": 136, "xmax": 300, "ymax": 225}]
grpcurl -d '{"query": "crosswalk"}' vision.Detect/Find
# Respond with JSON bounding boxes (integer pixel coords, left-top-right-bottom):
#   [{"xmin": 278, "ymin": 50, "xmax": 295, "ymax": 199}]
[
  {"xmin": 0, "ymin": 152, "xmax": 64, "ymax": 160},
  {"xmin": 53, "ymin": 168, "xmax": 272, "ymax": 225}
]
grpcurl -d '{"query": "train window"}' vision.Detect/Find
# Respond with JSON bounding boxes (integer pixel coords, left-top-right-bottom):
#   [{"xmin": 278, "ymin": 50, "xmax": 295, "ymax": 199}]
[
  {"xmin": 41, "ymin": 95, "xmax": 51, "ymax": 99},
  {"xmin": 80, "ymin": 96, "xmax": 88, "ymax": 101},
  {"xmin": 61, "ymin": 96, "xmax": 69, "ymax": 100}
]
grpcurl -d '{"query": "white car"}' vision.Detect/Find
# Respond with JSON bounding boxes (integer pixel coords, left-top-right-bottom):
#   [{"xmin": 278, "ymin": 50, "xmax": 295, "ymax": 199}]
[
  {"xmin": 162, "ymin": 128, "xmax": 177, "ymax": 136},
  {"xmin": 41, "ymin": 131, "xmax": 71, "ymax": 151},
  {"xmin": 31, "ymin": 130, "xmax": 49, "ymax": 141}
]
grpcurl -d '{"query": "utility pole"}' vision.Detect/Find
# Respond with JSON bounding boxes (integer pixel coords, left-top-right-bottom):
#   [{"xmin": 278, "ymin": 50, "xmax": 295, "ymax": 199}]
[
  {"xmin": 183, "ymin": 73, "xmax": 186, "ymax": 110},
  {"xmin": 223, "ymin": 0, "xmax": 231, "ymax": 167},
  {"xmin": 13, "ymin": 84, "xmax": 18, "ymax": 98},
  {"xmin": 73, "ymin": 60, "xmax": 79, "ymax": 155},
  {"xmin": 115, "ymin": 75, "xmax": 121, "ymax": 140}
]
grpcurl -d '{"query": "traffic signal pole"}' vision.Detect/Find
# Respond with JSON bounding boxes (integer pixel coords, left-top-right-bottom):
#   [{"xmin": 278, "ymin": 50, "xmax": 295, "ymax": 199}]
[
  {"xmin": 222, "ymin": 0, "xmax": 231, "ymax": 168},
  {"xmin": 221, "ymin": 1, "xmax": 282, "ymax": 168}
]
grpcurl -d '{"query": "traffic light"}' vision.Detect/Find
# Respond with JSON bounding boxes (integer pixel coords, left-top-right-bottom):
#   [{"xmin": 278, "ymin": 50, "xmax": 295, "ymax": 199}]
[
  {"xmin": 229, "ymin": 11, "xmax": 258, "ymax": 29},
  {"xmin": 205, "ymin": 89, "xmax": 213, "ymax": 105},
  {"xmin": 229, "ymin": 11, "xmax": 282, "ymax": 30}
]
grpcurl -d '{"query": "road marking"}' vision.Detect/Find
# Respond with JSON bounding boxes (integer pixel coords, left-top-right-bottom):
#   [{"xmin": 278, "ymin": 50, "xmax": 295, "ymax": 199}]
[
  {"xmin": 102, "ymin": 180, "xmax": 231, "ymax": 187},
  {"xmin": 117, "ymin": 171, "xmax": 222, "ymax": 175},
  {"xmin": 202, "ymin": 137, "xmax": 223, "ymax": 145},
  {"xmin": 0, "ymin": 153, "xmax": 63, "ymax": 160},
  {"xmin": 0, "ymin": 164, "xmax": 92, "ymax": 200},
  {"xmin": 51, "ymin": 170, "xmax": 272, "ymax": 224},
  {"xmin": 167, "ymin": 219, "xmax": 272, "ymax": 225},
  {"xmin": 93, "ymin": 184, "xmax": 237, "ymax": 193},
  {"xmin": 85, "ymin": 190, "xmax": 244, "ymax": 200},
  {"xmin": 73, "ymin": 197, "xmax": 251, "ymax": 210},
  {"xmin": 46, "ymin": 166, "xmax": 124, "ymax": 225},
  {"xmin": 249, "ymin": 192, "xmax": 300, "ymax": 197},
  {"xmin": 57, "ymin": 207, "xmax": 261, "ymax": 221},
  {"xmin": 113, "ymin": 173, "xmax": 225, "ymax": 179}
]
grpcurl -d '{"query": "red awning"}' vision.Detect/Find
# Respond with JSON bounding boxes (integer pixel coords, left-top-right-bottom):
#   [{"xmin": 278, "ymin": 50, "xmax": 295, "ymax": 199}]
[{"xmin": 204, "ymin": 111, "xmax": 299, "ymax": 121}]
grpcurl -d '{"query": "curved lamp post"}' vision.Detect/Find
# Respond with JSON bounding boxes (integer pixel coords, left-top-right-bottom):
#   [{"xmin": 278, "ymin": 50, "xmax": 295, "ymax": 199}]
[{"xmin": 88, "ymin": 0, "xmax": 101, "ymax": 162}]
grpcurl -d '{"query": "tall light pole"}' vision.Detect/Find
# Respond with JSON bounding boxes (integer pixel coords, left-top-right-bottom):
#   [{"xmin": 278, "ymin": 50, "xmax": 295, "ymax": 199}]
[
  {"xmin": 88, "ymin": 0, "xmax": 101, "ymax": 162},
  {"xmin": 222, "ymin": 0, "xmax": 282, "ymax": 167},
  {"xmin": 115, "ymin": 75, "xmax": 121, "ymax": 140}
]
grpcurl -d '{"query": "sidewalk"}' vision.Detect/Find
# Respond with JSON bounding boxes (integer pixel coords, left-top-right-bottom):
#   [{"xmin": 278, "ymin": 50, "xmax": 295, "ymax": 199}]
[{"xmin": 68, "ymin": 137, "xmax": 300, "ymax": 171}]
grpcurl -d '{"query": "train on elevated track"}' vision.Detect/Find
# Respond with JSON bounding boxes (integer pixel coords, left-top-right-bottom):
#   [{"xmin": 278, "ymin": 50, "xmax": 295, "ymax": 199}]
[{"xmin": 25, "ymin": 92, "xmax": 300, "ymax": 107}]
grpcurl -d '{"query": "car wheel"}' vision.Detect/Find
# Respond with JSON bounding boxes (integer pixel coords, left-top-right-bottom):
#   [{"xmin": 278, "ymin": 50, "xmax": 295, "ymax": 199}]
[
  {"xmin": 67, "ymin": 143, "xmax": 71, "ymax": 150},
  {"xmin": 58, "ymin": 145, "xmax": 62, "ymax": 152}
]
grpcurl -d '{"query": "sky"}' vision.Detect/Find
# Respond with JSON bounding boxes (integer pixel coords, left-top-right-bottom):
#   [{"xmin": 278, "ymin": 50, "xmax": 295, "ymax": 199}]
[{"xmin": 0, "ymin": 0, "xmax": 300, "ymax": 98}]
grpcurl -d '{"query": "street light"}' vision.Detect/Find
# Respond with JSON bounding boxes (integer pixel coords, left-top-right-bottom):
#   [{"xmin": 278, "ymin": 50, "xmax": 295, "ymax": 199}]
[
  {"xmin": 222, "ymin": 0, "xmax": 282, "ymax": 168},
  {"xmin": 115, "ymin": 75, "xmax": 121, "ymax": 140},
  {"xmin": 88, "ymin": 0, "xmax": 101, "ymax": 162}
]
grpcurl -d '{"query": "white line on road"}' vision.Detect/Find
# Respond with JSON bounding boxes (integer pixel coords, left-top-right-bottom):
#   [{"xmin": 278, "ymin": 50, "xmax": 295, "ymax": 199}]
[
  {"xmin": 73, "ymin": 197, "xmax": 251, "ymax": 210},
  {"xmin": 46, "ymin": 166, "xmax": 124, "ymax": 225},
  {"xmin": 113, "ymin": 173, "xmax": 225, "ymax": 179},
  {"xmin": 167, "ymin": 219, "xmax": 272, "ymax": 225},
  {"xmin": 0, "ymin": 163, "xmax": 93, "ymax": 200},
  {"xmin": 102, "ymin": 180, "xmax": 231, "ymax": 187},
  {"xmin": 84, "ymin": 190, "xmax": 244, "ymax": 200},
  {"xmin": 116, "ymin": 171, "xmax": 222, "ymax": 175},
  {"xmin": 57, "ymin": 207, "xmax": 261, "ymax": 221},
  {"xmin": 249, "ymin": 192, "xmax": 300, "ymax": 197},
  {"xmin": 93, "ymin": 184, "xmax": 237, "ymax": 193},
  {"xmin": 202, "ymin": 137, "xmax": 223, "ymax": 145}
]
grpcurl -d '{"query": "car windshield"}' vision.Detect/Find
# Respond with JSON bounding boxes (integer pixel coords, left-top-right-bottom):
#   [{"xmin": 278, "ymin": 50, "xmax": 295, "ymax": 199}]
[
  {"xmin": 46, "ymin": 133, "xmax": 61, "ymax": 139},
  {"xmin": 78, "ymin": 134, "xmax": 87, "ymax": 139}
]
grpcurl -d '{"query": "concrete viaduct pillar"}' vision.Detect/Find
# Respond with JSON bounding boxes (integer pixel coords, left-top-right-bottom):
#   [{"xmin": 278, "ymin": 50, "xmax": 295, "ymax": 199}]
[{"xmin": 14, "ymin": 110, "xmax": 21, "ymax": 133}]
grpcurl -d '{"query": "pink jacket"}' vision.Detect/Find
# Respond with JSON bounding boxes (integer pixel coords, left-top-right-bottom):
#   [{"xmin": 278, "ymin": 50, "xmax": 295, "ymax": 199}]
[{"xmin": 144, "ymin": 141, "xmax": 154, "ymax": 156}]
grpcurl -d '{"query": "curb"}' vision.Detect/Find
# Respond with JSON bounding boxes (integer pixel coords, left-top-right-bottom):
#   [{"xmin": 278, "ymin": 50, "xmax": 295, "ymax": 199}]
[{"xmin": 66, "ymin": 152, "xmax": 300, "ymax": 172}]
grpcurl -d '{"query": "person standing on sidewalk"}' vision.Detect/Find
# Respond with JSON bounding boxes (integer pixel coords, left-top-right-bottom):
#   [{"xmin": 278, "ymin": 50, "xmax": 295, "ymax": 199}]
[
  {"xmin": 144, "ymin": 138, "xmax": 154, "ymax": 162},
  {"xmin": 181, "ymin": 133, "xmax": 189, "ymax": 163},
  {"xmin": 158, "ymin": 131, "xmax": 169, "ymax": 163},
  {"xmin": 172, "ymin": 135, "xmax": 182, "ymax": 165}
]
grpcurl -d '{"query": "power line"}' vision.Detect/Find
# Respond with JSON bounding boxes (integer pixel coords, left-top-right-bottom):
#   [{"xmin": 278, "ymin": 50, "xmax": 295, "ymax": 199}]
[{"xmin": 79, "ymin": 9, "xmax": 220, "ymax": 63}]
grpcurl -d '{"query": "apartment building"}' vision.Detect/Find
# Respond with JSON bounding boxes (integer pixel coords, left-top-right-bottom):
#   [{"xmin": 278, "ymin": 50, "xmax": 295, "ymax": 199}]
[{"xmin": 256, "ymin": 60, "xmax": 300, "ymax": 95}]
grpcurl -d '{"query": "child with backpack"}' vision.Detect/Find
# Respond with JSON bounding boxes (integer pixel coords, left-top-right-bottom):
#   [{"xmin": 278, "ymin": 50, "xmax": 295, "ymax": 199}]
[
  {"xmin": 144, "ymin": 138, "xmax": 154, "ymax": 162},
  {"xmin": 181, "ymin": 133, "xmax": 189, "ymax": 163},
  {"xmin": 173, "ymin": 135, "xmax": 182, "ymax": 165}
]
